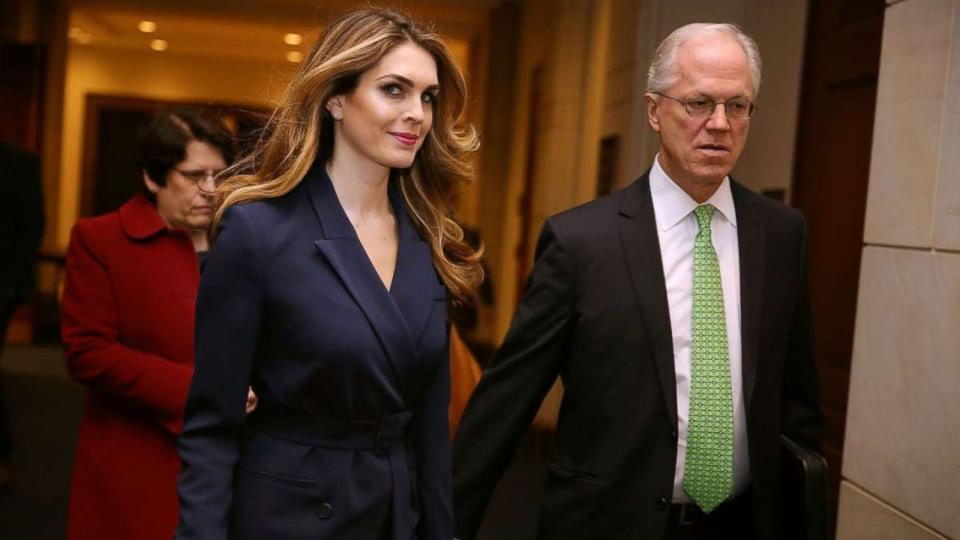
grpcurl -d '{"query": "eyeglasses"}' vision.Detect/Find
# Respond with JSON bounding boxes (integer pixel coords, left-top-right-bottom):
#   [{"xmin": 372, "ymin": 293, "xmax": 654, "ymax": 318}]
[
  {"xmin": 174, "ymin": 168, "xmax": 226, "ymax": 193},
  {"xmin": 653, "ymin": 92, "xmax": 757, "ymax": 119}
]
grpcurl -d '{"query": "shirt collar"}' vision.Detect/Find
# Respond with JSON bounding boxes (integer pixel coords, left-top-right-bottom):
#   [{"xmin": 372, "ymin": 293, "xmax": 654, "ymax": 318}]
[{"xmin": 650, "ymin": 154, "xmax": 737, "ymax": 232}]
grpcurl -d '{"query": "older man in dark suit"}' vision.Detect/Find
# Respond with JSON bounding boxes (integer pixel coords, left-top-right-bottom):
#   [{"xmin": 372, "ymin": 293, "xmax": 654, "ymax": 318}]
[{"xmin": 453, "ymin": 23, "xmax": 822, "ymax": 540}]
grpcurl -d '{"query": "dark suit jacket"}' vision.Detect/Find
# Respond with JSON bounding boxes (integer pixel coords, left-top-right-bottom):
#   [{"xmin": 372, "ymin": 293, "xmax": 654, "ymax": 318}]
[
  {"xmin": 0, "ymin": 142, "xmax": 44, "ymax": 291},
  {"xmin": 453, "ymin": 173, "xmax": 822, "ymax": 540},
  {"xmin": 176, "ymin": 165, "xmax": 452, "ymax": 540}
]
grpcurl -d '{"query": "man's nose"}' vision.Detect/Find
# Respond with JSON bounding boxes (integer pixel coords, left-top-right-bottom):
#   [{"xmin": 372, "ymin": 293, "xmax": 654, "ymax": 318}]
[{"xmin": 705, "ymin": 104, "xmax": 731, "ymax": 131}]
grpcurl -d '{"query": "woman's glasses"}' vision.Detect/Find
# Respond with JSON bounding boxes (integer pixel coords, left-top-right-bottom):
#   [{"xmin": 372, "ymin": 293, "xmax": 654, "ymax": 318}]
[{"xmin": 174, "ymin": 168, "xmax": 226, "ymax": 193}]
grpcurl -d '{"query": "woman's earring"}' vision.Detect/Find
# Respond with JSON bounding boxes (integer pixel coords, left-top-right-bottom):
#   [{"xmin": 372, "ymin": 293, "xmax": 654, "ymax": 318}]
[{"xmin": 331, "ymin": 111, "xmax": 342, "ymax": 120}]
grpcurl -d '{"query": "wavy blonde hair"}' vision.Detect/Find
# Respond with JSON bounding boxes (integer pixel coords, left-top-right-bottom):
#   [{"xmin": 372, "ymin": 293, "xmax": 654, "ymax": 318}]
[{"xmin": 215, "ymin": 8, "xmax": 483, "ymax": 304}]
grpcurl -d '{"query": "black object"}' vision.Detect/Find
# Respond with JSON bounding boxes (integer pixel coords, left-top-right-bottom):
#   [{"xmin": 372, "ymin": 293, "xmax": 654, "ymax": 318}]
[{"xmin": 781, "ymin": 434, "xmax": 829, "ymax": 540}]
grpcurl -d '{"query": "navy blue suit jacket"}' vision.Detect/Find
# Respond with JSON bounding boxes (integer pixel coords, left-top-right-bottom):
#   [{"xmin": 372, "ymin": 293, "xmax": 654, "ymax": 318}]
[{"xmin": 176, "ymin": 165, "xmax": 451, "ymax": 540}]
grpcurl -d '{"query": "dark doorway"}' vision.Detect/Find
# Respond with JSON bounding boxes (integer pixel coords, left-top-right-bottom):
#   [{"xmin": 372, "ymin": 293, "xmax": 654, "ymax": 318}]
[
  {"xmin": 0, "ymin": 41, "xmax": 46, "ymax": 152},
  {"xmin": 791, "ymin": 0, "xmax": 885, "ymax": 531},
  {"xmin": 80, "ymin": 95, "xmax": 269, "ymax": 216}
]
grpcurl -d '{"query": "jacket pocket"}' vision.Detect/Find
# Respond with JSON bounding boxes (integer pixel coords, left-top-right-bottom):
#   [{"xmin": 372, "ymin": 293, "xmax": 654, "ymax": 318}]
[
  {"xmin": 546, "ymin": 461, "xmax": 602, "ymax": 482},
  {"xmin": 238, "ymin": 465, "xmax": 318, "ymax": 489},
  {"xmin": 540, "ymin": 462, "xmax": 606, "ymax": 538}
]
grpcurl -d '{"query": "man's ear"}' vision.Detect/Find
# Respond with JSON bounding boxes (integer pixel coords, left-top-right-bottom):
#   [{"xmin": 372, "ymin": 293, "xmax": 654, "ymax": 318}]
[
  {"xmin": 143, "ymin": 171, "xmax": 160, "ymax": 194},
  {"xmin": 645, "ymin": 93, "xmax": 661, "ymax": 133},
  {"xmin": 325, "ymin": 97, "xmax": 344, "ymax": 120}
]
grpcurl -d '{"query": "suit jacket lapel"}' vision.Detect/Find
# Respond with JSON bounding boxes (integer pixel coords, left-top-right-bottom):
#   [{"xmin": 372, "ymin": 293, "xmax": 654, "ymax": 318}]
[
  {"xmin": 732, "ymin": 181, "xmax": 765, "ymax": 410},
  {"xmin": 306, "ymin": 165, "xmax": 419, "ymax": 395},
  {"xmin": 387, "ymin": 182, "xmax": 445, "ymax": 348},
  {"xmin": 618, "ymin": 174, "xmax": 679, "ymax": 427}
]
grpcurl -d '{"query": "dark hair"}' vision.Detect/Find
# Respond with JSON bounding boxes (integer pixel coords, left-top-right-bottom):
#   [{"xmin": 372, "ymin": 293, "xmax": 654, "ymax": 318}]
[{"xmin": 138, "ymin": 108, "xmax": 235, "ymax": 190}]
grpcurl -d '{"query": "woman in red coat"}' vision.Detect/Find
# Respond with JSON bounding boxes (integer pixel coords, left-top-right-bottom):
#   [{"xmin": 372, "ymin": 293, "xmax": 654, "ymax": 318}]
[{"xmin": 61, "ymin": 109, "xmax": 233, "ymax": 540}]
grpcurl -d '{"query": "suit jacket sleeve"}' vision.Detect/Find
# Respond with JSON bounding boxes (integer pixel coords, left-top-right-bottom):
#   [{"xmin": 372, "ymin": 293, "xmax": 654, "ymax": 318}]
[
  {"xmin": 14, "ymin": 151, "xmax": 44, "ymax": 283},
  {"xmin": 0, "ymin": 147, "xmax": 44, "ymax": 289},
  {"xmin": 22, "ymin": 151, "xmax": 44, "ymax": 269},
  {"xmin": 176, "ymin": 205, "xmax": 263, "ymax": 540},
  {"xmin": 61, "ymin": 220, "xmax": 192, "ymax": 435},
  {"xmin": 781, "ymin": 217, "xmax": 823, "ymax": 451},
  {"xmin": 410, "ymin": 335, "xmax": 454, "ymax": 540},
  {"xmin": 453, "ymin": 219, "xmax": 575, "ymax": 539}
]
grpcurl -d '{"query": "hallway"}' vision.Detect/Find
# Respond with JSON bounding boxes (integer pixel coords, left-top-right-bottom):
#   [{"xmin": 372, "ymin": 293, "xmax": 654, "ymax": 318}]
[
  {"xmin": 0, "ymin": 346, "xmax": 545, "ymax": 539},
  {"xmin": 0, "ymin": 346, "xmax": 82, "ymax": 539}
]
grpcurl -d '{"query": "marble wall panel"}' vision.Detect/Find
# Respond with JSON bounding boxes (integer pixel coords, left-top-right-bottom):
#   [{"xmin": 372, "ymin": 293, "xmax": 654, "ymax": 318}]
[
  {"xmin": 844, "ymin": 247, "xmax": 960, "ymax": 538},
  {"xmin": 837, "ymin": 482, "xmax": 949, "ymax": 540},
  {"xmin": 934, "ymin": 3, "xmax": 960, "ymax": 250},
  {"xmin": 863, "ymin": 0, "xmax": 954, "ymax": 248}
]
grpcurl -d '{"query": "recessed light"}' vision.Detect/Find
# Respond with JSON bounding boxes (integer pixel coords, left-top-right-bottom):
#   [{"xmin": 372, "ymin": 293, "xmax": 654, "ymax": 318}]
[
  {"xmin": 285, "ymin": 51, "xmax": 304, "ymax": 63},
  {"xmin": 68, "ymin": 27, "xmax": 93, "ymax": 44},
  {"xmin": 283, "ymin": 33, "xmax": 303, "ymax": 46},
  {"xmin": 138, "ymin": 20, "xmax": 157, "ymax": 33},
  {"xmin": 150, "ymin": 39, "xmax": 168, "ymax": 51}
]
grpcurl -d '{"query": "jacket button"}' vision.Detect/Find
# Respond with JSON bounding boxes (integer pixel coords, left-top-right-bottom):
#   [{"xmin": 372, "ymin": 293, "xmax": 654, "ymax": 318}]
[
  {"xmin": 317, "ymin": 502, "xmax": 334, "ymax": 519},
  {"xmin": 671, "ymin": 430, "xmax": 678, "ymax": 441},
  {"xmin": 658, "ymin": 497, "xmax": 669, "ymax": 510}
]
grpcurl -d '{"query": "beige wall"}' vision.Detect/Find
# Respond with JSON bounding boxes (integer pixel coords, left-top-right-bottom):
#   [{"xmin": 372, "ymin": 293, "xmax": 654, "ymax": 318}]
[
  {"xmin": 56, "ymin": 44, "xmax": 290, "ymax": 248},
  {"xmin": 55, "ymin": 36, "xmax": 474, "ymax": 251},
  {"xmin": 837, "ymin": 0, "xmax": 960, "ymax": 539}
]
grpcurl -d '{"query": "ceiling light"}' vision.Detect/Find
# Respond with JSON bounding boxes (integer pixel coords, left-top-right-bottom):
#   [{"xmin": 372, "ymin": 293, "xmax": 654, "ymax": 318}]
[
  {"xmin": 285, "ymin": 51, "xmax": 304, "ymax": 63},
  {"xmin": 68, "ymin": 27, "xmax": 93, "ymax": 44},
  {"xmin": 150, "ymin": 39, "xmax": 168, "ymax": 51},
  {"xmin": 283, "ymin": 33, "xmax": 303, "ymax": 46},
  {"xmin": 138, "ymin": 20, "xmax": 157, "ymax": 33}
]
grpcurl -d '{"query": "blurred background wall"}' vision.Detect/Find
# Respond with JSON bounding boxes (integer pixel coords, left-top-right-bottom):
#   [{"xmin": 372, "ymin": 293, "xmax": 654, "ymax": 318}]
[{"xmin": 0, "ymin": 0, "xmax": 957, "ymax": 538}]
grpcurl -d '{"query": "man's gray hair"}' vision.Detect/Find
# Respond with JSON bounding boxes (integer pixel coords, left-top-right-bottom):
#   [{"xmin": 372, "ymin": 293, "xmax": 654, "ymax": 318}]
[{"xmin": 646, "ymin": 23, "xmax": 762, "ymax": 97}]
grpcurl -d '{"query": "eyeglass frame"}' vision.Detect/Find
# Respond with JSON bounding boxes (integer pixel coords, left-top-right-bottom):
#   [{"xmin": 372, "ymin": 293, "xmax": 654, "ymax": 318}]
[
  {"xmin": 651, "ymin": 92, "xmax": 757, "ymax": 119},
  {"xmin": 173, "ymin": 168, "xmax": 227, "ymax": 193}
]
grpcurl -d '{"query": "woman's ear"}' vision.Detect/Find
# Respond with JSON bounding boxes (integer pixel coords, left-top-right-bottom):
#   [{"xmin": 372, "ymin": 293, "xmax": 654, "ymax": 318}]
[
  {"xmin": 143, "ymin": 170, "xmax": 160, "ymax": 193},
  {"xmin": 325, "ymin": 97, "xmax": 344, "ymax": 121}
]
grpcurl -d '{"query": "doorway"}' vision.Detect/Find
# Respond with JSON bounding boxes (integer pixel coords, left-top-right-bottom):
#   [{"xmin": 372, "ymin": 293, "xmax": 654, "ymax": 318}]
[{"xmin": 791, "ymin": 0, "xmax": 885, "ymax": 529}]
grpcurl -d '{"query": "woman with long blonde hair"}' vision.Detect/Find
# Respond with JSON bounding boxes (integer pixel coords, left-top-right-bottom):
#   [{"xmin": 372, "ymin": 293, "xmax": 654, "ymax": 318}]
[{"xmin": 175, "ymin": 8, "xmax": 481, "ymax": 540}]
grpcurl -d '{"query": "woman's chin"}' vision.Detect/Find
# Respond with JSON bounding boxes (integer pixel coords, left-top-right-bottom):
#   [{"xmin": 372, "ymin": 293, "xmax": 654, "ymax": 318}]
[{"xmin": 381, "ymin": 158, "xmax": 417, "ymax": 171}]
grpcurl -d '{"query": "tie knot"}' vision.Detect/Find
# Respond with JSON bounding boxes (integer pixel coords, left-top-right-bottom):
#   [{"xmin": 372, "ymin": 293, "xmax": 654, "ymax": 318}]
[{"xmin": 694, "ymin": 204, "xmax": 716, "ymax": 232}]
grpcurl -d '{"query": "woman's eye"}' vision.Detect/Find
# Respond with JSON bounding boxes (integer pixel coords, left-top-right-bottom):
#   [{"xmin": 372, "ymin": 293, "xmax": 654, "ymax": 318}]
[
  {"xmin": 383, "ymin": 84, "xmax": 403, "ymax": 96},
  {"xmin": 422, "ymin": 93, "xmax": 438, "ymax": 103}
]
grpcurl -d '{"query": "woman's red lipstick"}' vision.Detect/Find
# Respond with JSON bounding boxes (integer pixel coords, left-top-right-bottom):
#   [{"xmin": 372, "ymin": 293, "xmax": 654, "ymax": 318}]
[{"xmin": 390, "ymin": 132, "xmax": 418, "ymax": 146}]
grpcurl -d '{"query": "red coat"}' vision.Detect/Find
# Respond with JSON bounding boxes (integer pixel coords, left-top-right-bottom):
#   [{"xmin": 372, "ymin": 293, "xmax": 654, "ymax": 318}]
[{"xmin": 61, "ymin": 195, "xmax": 198, "ymax": 540}]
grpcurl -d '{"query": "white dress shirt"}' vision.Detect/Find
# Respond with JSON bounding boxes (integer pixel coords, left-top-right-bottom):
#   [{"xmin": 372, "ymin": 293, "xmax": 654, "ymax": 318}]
[{"xmin": 648, "ymin": 156, "xmax": 750, "ymax": 504}]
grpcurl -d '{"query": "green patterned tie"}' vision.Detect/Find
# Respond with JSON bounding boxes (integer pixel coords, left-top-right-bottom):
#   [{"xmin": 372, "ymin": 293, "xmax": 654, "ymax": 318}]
[{"xmin": 683, "ymin": 204, "xmax": 734, "ymax": 513}]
